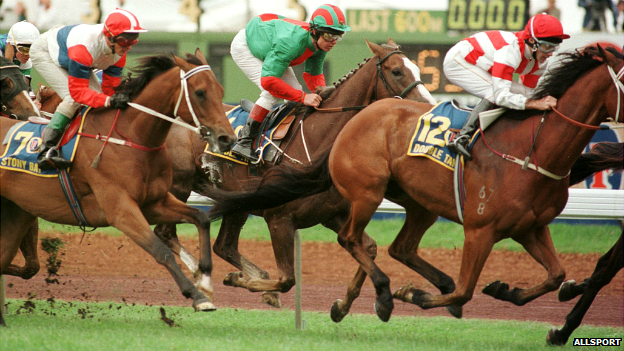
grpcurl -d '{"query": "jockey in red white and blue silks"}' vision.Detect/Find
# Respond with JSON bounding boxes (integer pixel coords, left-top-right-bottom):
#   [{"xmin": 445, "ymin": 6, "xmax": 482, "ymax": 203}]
[
  {"xmin": 443, "ymin": 13, "xmax": 570, "ymax": 160},
  {"xmin": 30, "ymin": 8, "xmax": 146, "ymax": 170},
  {"xmin": 229, "ymin": 4, "xmax": 350, "ymax": 162}
]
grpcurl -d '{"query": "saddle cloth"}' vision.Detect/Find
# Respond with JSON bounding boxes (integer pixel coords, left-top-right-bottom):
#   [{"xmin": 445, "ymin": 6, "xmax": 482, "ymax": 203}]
[
  {"xmin": 0, "ymin": 109, "xmax": 88, "ymax": 177},
  {"xmin": 407, "ymin": 101, "xmax": 474, "ymax": 171},
  {"xmin": 205, "ymin": 103, "xmax": 297, "ymax": 164}
]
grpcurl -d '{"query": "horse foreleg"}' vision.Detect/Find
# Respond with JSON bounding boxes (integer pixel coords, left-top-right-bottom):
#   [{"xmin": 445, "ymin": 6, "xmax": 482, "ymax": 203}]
[
  {"xmin": 109, "ymin": 193, "xmax": 214, "ymax": 311},
  {"xmin": 547, "ymin": 232, "xmax": 623, "ymax": 345},
  {"xmin": 5, "ymin": 219, "xmax": 40, "ymax": 279},
  {"xmin": 144, "ymin": 193, "xmax": 215, "ymax": 305},
  {"xmin": 389, "ymin": 202, "xmax": 462, "ymax": 318},
  {"xmin": 154, "ymin": 223, "xmax": 199, "ymax": 273},
  {"xmin": 483, "ymin": 226, "xmax": 565, "ymax": 305}
]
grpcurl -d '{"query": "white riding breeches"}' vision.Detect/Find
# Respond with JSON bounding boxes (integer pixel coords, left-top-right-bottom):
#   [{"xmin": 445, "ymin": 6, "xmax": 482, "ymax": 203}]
[
  {"xmin": 30, "ymin": 31, "xmax": 102, "ymax": 118},
  {"xmin": 230, "ymin": 29, "xmax": 302, "ymax": 111}
]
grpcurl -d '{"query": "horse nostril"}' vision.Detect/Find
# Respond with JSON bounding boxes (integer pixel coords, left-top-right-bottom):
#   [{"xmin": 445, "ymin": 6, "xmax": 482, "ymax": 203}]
[{"xmin": 218, "ymin": 136, "xmax": 234, "ymax": 150}]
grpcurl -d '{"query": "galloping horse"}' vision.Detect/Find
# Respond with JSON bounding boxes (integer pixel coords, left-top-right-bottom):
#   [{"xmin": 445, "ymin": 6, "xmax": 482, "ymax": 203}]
[
  {"xmin": 1, "ymin": 57, "xmax": 40, "ymax": 120},
  {"xmin": 547, "ymin": 141, "xmax": 623, "ymax": 346},
  {"xmin": 156, "ymin": 38, "xmax": 436, "ymax": 309},
  {"xmin": 0, "ymin": 50, "xmax": 236, "ymax": 325},
  {"xmin": 206, "ymin": 46, "xmax": 624, "ymax": 322}
]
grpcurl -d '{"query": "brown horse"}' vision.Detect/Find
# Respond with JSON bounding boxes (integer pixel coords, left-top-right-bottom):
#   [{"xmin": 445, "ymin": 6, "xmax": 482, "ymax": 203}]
[
  {"xmin": 155, "ymin": 38, "xmax": 436, "ymax": 310},
  {"xmin": 0, "ymin": 59, "xmax": 41, "ymax": 281},
  {"xmin": 1, "ymin": 57, "xmax": 40, "ymax": 120},
  {"xmin": 205, "ymin": 46, "xmax": 624, "ymax": 322},
  {"xmin": 0, "ymin": 50, "xmax": 236, "ymax": 326},
  {"xmin": 547, "ymin": 141, "xmax": 623, "ymax": 346}
]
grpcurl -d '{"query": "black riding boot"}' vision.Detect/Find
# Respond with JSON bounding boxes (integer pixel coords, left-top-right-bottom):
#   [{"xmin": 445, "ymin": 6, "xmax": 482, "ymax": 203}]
[
  {"xmin": 231, "ymin": 118, "xmax": 262, "ymax": 162},
  {"xmin": 447, "ymin": 99, "xmax": 494, "ymax": 160},
  {"xmin": 37, "ymin": 127, "xmax": 72, "ymax": 170}
]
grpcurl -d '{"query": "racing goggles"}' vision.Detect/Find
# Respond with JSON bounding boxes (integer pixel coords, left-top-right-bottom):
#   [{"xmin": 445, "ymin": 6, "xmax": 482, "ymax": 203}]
[
  {"xmin": 15, "ymin": 45, "xmax": 31, "ymax": 55},
  {"xmin": 113, "ymin": 34, "xmax": 139, "ymax": 47},
  {"xmin": 321, "ymin": 32, "xmax": 343, "ymax": 42},
  {"xmin": 534, "ymin": 39, "xmax": 559, "ymax": 53}
]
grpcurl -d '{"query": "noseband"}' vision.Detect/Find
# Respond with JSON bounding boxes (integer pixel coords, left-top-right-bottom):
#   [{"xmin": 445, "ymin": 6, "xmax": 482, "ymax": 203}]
[
  {"xmin": 127, "ymin": 65, "xmax": 214, "ymax": 139},
  {"xmin": 375, "ymin": 50, "xmax": 424, "ymax": 99}
]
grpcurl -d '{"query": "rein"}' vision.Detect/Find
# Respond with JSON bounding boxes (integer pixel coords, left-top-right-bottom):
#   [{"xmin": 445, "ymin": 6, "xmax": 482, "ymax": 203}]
[
  {"xmin": 276, "ymin": 50, "xmax": 424, "ymax": 164},
  {"xmin": 479, "ymin": 64, "xmax": 624, "ymax": 180}
]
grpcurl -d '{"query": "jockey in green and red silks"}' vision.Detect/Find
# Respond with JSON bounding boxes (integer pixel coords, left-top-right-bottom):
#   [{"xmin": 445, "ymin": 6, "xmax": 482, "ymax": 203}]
[{"xmin": 230, "ymin": 4, "xmax": 350, "ymax": 163}]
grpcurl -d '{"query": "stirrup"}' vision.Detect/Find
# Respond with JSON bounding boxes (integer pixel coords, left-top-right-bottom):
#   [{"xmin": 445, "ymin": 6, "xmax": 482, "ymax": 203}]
[
  {"xmin": 231, "ymin": 144, "xmax": 259, "ymax": 163},
  {"xmin": 448, "ymin": 135, "xmax": 472, "ymax": 160},
  {"xmin": 38, "ymin": 147, "xmax": 72, "ymax": 170}
]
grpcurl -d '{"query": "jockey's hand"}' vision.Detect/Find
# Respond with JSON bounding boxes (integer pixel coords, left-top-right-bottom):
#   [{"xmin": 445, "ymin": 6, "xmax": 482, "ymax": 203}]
[
  {"xmin": 315, "ymin": 85, "xmax": 336, "ymax": 100},
  {"xmin": 303, "ymin": 93, "xmax": 322, "ymax": 107},
  {"xmin": 109, "ymin": 93, "xmax": 131, "ymax": 110},
  {"xmin": 525, "ymin": 96, "xmax": 557, "ymax": 111}
]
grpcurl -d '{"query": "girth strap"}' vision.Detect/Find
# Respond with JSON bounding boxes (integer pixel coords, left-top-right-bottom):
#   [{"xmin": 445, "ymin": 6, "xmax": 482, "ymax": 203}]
[{"xmin": 58, "ymin": 169, "xmax": 92, "ymax": 229}]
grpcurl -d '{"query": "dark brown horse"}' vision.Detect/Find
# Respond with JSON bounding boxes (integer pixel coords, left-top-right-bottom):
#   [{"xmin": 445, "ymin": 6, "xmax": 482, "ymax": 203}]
[
  {"xmin": 155, "ymin": 38, "xmax": 436, "ymax": 309},
  {"xmin": 1, "ymin": 57, "xmax": 40, "ymax": 120},
  {"xmin": 0, "ymin": 50, "xmax": 236, "ymax": 326},
  {"xmin": 205, "ymin": 46, "xmax": 624, "ymax": 322},
  {"xmin": 547, "ymin": 141, "xmax": 623, "ymax": 346}
]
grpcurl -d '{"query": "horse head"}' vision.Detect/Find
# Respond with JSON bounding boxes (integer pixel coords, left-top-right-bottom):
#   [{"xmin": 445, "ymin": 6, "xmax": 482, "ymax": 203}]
[
  {"xmin": 365, "ymin": 38, "xmax": 436, "ymax": 105},
  {"xmin": 172, "ymin": 49, "xmax": 236, "ymax": 153},
  {"xmin": 0, "ymin": 57, "xmax": 39, "ymax": 120}
]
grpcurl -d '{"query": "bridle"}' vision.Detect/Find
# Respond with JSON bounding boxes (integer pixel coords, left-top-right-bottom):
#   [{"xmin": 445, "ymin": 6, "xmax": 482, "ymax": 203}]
[
  {"xmin": 1, "ymin": 63, "xmax": 29, "ymax": 119},
  {"xmin": 374, "ymin": 50, "xmax": 424, "ymax": 100},
  {"xmin": 127, "ymin": 65, "xmax": 214, "ymax": 140}
]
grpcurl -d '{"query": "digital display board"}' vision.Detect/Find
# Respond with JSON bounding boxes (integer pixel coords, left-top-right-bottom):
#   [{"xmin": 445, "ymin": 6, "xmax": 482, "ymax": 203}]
[
  {"xmin": 447, "ymin": 0, "xmax": 529, "ymax": 32},
  {"xmin": 401, "ymin": 44, "xmax": 463, "ymax": 94}
]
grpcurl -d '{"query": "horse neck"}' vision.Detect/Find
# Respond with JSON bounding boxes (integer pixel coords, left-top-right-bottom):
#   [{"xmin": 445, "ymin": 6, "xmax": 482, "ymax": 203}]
[
  {"xmin": 117, "ymin": 71, "xmax": 181, "ymax": 148},
  {"xmin": 538, "ymin": 66, "xmax": 615, "ymax": 174},
  {"xmin": 295, "ymin": 61, "xmax": 378, "ymax": 148}
]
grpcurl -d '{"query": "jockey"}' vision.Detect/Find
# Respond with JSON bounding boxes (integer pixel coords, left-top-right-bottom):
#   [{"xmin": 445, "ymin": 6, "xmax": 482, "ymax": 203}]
[
  {"xmin": 229, "ymin": 4, "xmax": 350, "ymax": 162},
  {"xmin": 30, "ymin": 8, "xmax": 146, "ymax": 170},
  {"xmin": 0, "ymin": 21, "xmax": 40, "ymax": 88},
  {"xmin": 443, "ymin": 13, "xmax": 570, "ymax": 160}
]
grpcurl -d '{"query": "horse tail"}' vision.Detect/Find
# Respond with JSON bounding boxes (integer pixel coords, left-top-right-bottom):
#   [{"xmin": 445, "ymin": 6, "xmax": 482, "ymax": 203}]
[
  {"xmin": 569, "ymin": 142, "xmax": 623, "ymax": 185},
  {"xmin": 202, "ymin": 149, "xmax": 333, "ymax": 220}
]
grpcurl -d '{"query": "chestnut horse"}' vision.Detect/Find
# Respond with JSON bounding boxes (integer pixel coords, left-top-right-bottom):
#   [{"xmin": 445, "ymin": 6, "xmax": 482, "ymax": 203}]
[
  {"xmin": 0, "ymin": 50, "xmax": 236, "ymax": 325},
  {"xmin": 205, "ymin": 46, "xmax": 624, "ymax": 322},
  {"xmin": 155, "ymin": 39, "xmax": 436, "ymax": 309},
  {"xmin": 547, "ymin": 141, "xmax": 623, "ymax": 346}
]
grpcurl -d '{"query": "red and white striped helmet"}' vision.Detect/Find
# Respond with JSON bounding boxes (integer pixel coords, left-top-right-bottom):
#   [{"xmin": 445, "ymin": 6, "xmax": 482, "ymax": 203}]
[{"xmin": 103, "ymin": 8, "xmax": 147, "ymax": 38}]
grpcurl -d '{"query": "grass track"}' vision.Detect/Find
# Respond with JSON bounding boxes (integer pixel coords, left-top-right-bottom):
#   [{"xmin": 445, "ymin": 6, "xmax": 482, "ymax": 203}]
[{"xmin": 1, "ymin": 299, "xmax": 622, "ymax": 351}]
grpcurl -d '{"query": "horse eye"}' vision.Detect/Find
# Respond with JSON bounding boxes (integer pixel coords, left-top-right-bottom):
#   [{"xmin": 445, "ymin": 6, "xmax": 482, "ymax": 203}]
[
  {"xmin": 392, "ymin": 69, "xmax": 402, "ymax": 77},
  {"xmin": 194, "ymin": 89, "xmax": 206, "ymax": 100}
]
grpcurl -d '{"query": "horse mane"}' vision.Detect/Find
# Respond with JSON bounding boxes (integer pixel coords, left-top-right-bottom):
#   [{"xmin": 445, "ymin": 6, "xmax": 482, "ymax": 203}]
[
  {"xmin": 533, "ymin": 45, "xmax": 622, "ymax": 100},
  {"xmin": 333, "ymin": 43, "xmax": 401, "ymax": 89},
  {"xmin": 114, "ymin": 53, "xmax": 204, "ymax": 97},
  {"xmin": 36, "ymin": 84, "xmax": 57, "ymax": 104}
]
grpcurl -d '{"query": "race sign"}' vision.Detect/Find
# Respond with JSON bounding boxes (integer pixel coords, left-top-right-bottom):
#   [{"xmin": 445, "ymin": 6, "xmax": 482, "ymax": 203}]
[{"xmin": 447, "ymin": 0, "xmax": 529, "ymax": 32}]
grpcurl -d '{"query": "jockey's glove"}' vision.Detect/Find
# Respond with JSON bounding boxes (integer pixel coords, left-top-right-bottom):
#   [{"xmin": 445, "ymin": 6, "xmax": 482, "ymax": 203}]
[{"xmin": 109, "ymin": 93, "xmax": 131, "ymax": 110}]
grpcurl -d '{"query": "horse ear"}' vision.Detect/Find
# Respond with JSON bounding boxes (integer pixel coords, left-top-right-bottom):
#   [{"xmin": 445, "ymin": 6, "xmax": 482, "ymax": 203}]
[
  {"xmin": 366, "ymin": 39, "xmax": 383, "ymax": 56},
  {"xmin": 387, "ymin": 38, "xmax": 398, "ymax": 48},
  {"xmin": 194, "ymin": 48, "xmax": 208, "ymax": 65}
]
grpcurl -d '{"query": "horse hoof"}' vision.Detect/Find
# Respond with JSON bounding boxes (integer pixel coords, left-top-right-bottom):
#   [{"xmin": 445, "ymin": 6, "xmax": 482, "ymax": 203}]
[
  {"xmin": 193, "ymin": 298, "xmax": 217, "ymax": 312},
  {"xmin": 558, "ymin": 280, "xmax": 576, "ymax": 302},
  {"xmin": 546, "ymin": 327, "xmax": 566, "ymax": 346},
  {"xmin": 223, "ymin": 271, "xmax": 244, "ymax": 287},
  {"xmin": 262, "ymin": 292, "xmax": 281, "ymax": 308},
  {"xmin": 393, "ymin": 285, "xmax": 416, "ymax": 303},
  {"xmin": 482, "ymin": 280, "xmax": 509, "ymax": 298},
  {"xmin": 374, "ymin": 298, "xmax": 393, "ymax": 322},
  {"xmin": 445, "ymin": 305, "xmax": 463, "ymax": 319},
  {"xmin": 330, "ymin": 299, "xmax": 348, "ymax": 323}
]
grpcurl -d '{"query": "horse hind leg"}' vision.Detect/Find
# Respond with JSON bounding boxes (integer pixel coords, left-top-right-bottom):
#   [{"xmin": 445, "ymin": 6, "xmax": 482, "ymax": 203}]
[
  {"xmin": 547, "ymin": 232, "xmax": 623, "ymax": 345},
  {"xmin": 483, "ymin": 225, "xmax": 566, "ymax": 305},
  {"xmin": 5, "ymin": 220, "xmax": 40, "ymax": 279},
  {"xmin": 389, "ymin": 201, "xmax": 462, "ymax": 318},
  {"xmin": 154, "ymin": 223, "xmax": 199, "ymax": 273}
]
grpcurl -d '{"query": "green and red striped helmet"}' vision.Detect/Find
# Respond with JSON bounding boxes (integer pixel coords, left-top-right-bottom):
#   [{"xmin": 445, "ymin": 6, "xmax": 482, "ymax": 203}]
[{"xmin": 309, "ymin": 4, "xmax": 351, "ymax": 33}]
